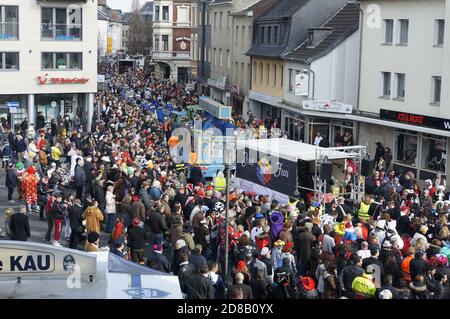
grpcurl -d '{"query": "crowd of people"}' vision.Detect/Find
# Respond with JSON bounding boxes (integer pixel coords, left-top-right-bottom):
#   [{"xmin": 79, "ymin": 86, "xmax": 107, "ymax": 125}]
[{"xmin": 0, "ymin": 65, "xmax": 450, "ymax": 300}]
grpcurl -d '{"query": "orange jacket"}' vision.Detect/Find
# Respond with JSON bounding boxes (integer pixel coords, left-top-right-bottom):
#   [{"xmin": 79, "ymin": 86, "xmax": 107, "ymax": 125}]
[{"xmin": 401, "ymin": 255, "xmax": 414, "ymax": 282}]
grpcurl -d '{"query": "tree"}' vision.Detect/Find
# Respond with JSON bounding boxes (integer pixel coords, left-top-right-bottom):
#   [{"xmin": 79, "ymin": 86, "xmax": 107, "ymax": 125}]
[{"xmin": 128, "ymin": 5, "xmax": 145, "ymax": 54}]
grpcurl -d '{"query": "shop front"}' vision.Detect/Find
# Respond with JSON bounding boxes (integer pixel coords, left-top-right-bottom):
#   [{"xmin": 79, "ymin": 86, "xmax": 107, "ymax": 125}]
[
  {"xmin": 0, "ymin": 94, "xmax": 27, "ymax": 129},
  {"xmin": 280, "ymin": 103, "xmax": 356, "ymax": 147},
  {"xmin": 354, "ymin": 109, "xmax": 450, "ymax": 181},
  {"xmin": 248, "ymin": 90, "xmax": 282, "ymax": 121},
  {"xmin": 35, "ymin": 93, "xmax": 84, "ymax": 124}
]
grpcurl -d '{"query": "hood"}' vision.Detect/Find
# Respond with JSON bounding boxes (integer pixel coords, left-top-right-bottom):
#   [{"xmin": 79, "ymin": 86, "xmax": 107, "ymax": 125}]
[{"xmin": 409, "ymin": 281, "xmax": 427, "ymax": 293}]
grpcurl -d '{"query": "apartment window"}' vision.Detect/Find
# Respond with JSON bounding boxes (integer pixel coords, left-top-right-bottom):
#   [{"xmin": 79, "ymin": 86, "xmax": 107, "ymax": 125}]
[
  {"xmin": 431, "ymin": 76, "xmax": 442, "ymax": 105},
  {"xmin": 259, "ymin": 63, "xmax": 263, "ymax": 83},
  {"xmin": 213, "ymin": 48, "xmax": 216, "ymax": 65},
  {"xmin": 395, "ymin": 73, "xmax": 406, "ymax": 99},
  {"xmin": 41, "ymin": 7, "xmax": 82, "ymax": 40},
  {"xmin": 241, "ymin": 62, "xmax": 245, "ymax": 85},
  {"xmin": 0, "ymin": 6, "xmax": 19, "ymax": 40},
  {"xmin": 219, "ymin": 12, "xmax": 223, "ymax": 28},
  {"xmin": 381, "ymin": 72, "xmax": 391, "ymax": 97},
  {"xmin": 242, "ymin": 26, "xmax": 246, "ymax": 46},
  {"xmin": 219, "ymin": 49, "xmax": 222, "ymax": 67},
  {"xmin": 267, "ymin": 26, "xmax": 272, "ymax": 43},
  {"xmin": 214, "ymin": 12, "xmax": 217, "ymax": 28},
  {"xmin": 266, "ymin": 63, "xmax": 270, "ymax": 85},
  {"xmin": 236, "ymin": 26, "xmax": 239, "ymax": 45},
  {"xmin": 288, "ymin": 69, "xmax": 293, "ymax": 92},
  {"xmin": 41, "ymin": 52, "xmax": 82, "ymax": 70},
  {"xmin": 177, "ymin": 6, "xmax": 189, "ymax": 23},
  {"xmin": 227, "ymin": 11, "xmax": 230, "ymax": 28},
  {"xmin": 162, "ymin": 6, "xmax": 169, "ymax": 21},
  {"xmin": 247, "ymin": 63, "xmax": 251, "ymax": 88},
  {"xmin": 272, "ymin": 64, "xmax": 277, "ymax": 87},
  {"xmin": 154, "ymin": 36, "xmax": 159, "ymax": 51},
  {"xmin": 435, "ymin": 19, "xmax": 445, "ymax": 46},
  {"xmin": 280, "ymin": 66, "xmax": 283, "ymax": 88},
  {"xmin": 0, "ymin": 52, "xmax": 19, "ymax": 70},
  {"xmin": 207, "ymin": 47, "xmax": 210, "ymax": 62},
  {"xmin": 383, "ymin": 19, "xmax": 393, "ymax": 44},
  {"xmin": 162, "ymin": 35, "xmax": 169, "ymax": 51},
  {"xmin": 227, "ymin": 49, "xmax": 230, "ymax": 69},
  {"xmin": 253, "ymin": 62, "xmax": 257, "ymax": 81},
  {"xmin": 398, "ymin": 19, "xmax": 409, "ymax": 45},
  {"xmin": 154, "ymin": 6, "xmax": 160, "ymax": 20},
  {"xmin": 261, "ymin": 26, "xmax": 265, "ymax": 43},
  {"xmin": 274, "ymin": 25, "xmax": 279, "ymax": 43}
]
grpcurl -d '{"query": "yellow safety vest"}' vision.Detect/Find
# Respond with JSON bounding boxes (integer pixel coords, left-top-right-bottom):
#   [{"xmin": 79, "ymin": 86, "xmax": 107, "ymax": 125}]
[
  {"xmin": 214, "ymin": 177, "xmax": 226, "ymax": 192},
  {"xmin": 358, "ymin": 202, "xmax": 371, "ymax": 221},
  {"xmin": 352, "ymin": 274, "xmax": 376, "ymax": 297}
]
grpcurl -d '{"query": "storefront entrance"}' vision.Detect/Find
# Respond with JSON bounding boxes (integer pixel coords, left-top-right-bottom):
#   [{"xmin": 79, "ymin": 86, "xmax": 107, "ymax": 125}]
[{"xmin": 36, "ymin": 94, "xmax": 82, "ymax": 124}]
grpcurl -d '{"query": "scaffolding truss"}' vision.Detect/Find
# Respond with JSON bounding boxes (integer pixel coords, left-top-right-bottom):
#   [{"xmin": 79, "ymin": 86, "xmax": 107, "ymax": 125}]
[{"xmin": 312, "ymin": 145, "xmax": 367, "ymax": 204}]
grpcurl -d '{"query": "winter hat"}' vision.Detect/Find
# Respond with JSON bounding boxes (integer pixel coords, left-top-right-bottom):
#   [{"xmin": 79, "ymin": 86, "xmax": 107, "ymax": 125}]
[
  {"xmin": 87, "ymin": 232, "xmax": 100, "ymax": 244},
  {"xmin": 260, "ymin": 247, "xmax": 270, "ymax": 256},
  {"xmin": 255, "ymin": 213, "xmax": 264, "ymax": 220},
  {"xmin": 153, "ymin": 243, "xmax": 163, "ymax": 252},
  {"xmin": 132, "ymin": 195, "xmax": 139, "ymax": 202},
  {"xmin": 379, "ymin": 289, "xmax": 393, "ymax": 299},
  {"xmin": 274, "ymin": 240, "xmax": 285, "ymax": 246},
  {"xmin": 132, "ymin": 218, "xmax": 141, "ymax": 226},
  {"xmin": 27, "ymin": 166, "xmax": 35, "ymax": 174},
  {"xmin": 175, "ymin": 239, "xmax": 186, "ymax": 250}
]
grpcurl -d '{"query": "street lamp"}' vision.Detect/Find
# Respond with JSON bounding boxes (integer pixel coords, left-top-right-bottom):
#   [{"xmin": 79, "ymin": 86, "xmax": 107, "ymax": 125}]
[{"xmin": 223, "ymin": 135, "xmax": 236, "ymax": 286}]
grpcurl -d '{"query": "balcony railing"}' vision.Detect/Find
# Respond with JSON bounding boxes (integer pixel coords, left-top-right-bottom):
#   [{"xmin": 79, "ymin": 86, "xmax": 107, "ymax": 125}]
[
  {"xmin": 0, "ymin": 23, "xmax": 18, "ymax": 40},
  {"xmin": 41, "ymin": 23, "xmax": 82, "ymax": 40}
]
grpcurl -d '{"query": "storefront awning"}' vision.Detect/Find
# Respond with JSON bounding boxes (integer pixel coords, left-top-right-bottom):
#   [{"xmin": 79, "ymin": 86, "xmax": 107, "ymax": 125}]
[{"xmin": 345, "ymin": 114, "xmax": 450, "ymax": 138}]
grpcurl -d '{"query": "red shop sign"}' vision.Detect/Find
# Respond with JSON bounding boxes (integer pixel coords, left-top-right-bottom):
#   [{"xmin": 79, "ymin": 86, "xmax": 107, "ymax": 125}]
[{"xmin": 37, "ymin": 74, "xmax": 89, "ymax": 85}]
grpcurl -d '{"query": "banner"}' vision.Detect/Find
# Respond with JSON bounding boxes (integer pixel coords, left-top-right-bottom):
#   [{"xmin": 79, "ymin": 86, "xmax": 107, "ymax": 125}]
[
  {"xmin": 107, "ymin": 37, "xmax": 113, "ymax": 54},
  {"xmin": 295, "ymin": 72, "xmax": 309, "ymax": 96},
  {"xmin": 302, "ymin": 100, "xmax": 353, "ymax": 114},
  {"xmin": 236, "ymin": 148, "xmax": 297, "ymax": 196}
]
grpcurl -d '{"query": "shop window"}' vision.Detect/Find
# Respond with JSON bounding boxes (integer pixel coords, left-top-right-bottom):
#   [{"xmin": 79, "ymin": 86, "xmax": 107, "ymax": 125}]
[
  {"xmin": 309, "ymin": 119, "xmax": 330, "ymax": 145},
  {"xmin": 395, "ymin": 130, "xmax": 417, "ymax": 167},
  {"xmin": 422, "ymin": 134, "xmax": 447, "ymax": 173}
]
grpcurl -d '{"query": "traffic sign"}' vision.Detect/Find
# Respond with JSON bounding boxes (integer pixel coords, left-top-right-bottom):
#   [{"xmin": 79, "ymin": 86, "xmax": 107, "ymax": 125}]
[{"xmin": 7, "ymin": 102, "xmax": 19, "ymax": 113}]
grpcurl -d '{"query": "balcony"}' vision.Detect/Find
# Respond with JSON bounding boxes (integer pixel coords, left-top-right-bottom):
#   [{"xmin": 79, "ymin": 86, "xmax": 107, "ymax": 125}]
[
  {"xmin": 0, "ymin": 23, "xmax": 18, "ymax": 40},
  {"xmin": 41, "ymin": 24, "xmax": 82, "ymax": 41}
]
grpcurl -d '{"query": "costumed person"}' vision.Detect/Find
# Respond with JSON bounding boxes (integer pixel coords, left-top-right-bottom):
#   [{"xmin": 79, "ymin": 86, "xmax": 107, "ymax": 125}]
[
  {"xmin": 16, "ymin": 162, "xmax": 25, "ymax": 200},
  {"xmin": 22, "ymin": 166, "xmax": 38, "ymax": 214},
  {"xmin": 269, "ymin": 211, "xmax": 284, "ymax": 242}
]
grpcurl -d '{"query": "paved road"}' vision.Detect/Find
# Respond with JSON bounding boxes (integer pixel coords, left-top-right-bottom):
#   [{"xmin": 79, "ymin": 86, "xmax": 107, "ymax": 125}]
[{"xmin": 0, "ymin": 169, "xmax": 110, "ymax": 247}]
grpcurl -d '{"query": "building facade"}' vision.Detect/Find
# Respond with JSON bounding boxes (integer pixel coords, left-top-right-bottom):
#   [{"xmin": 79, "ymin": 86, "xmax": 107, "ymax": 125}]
[
  {"xmin": 153, "ymin": 0, "xmax": 193, "ymax": 83},
  {"xmin": 280, "ymin": 2, "xmax": 359, "ymax": 145},
  {"xmin": 357, "ymin": 0, "xmax": 450, "ymax": 180},
  {"xmin": 0, "ymin": 0, "xmax": 97, "ymax": 131},
  {"xmin": 196, "ymin": 0, "xmax": 212, "ymax": 95},
  {"xmin": 97, "ymin": 2, "xmax": 123, "ymax": 58}
]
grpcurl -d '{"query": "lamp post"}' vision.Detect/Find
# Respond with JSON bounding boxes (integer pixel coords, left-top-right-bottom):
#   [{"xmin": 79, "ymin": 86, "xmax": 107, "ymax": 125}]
[{"xmin": 223, "ymin": 135, "xmax": 235, "ymax": 286}]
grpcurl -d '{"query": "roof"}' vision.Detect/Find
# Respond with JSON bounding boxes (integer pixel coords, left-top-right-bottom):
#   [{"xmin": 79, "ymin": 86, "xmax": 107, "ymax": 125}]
[
  {"xmin": 255, "ymin": 0, "xmax": 309, "ymax": 20},
  {"xmin": 209, "ymin": 0, "xmax": 232, "ymax": 5},
  {"xmin": 247, "ymin": 0, "xmax": 349, "ymax": 59},
  {"xmin": 122, "ymin": 12, "xmax": 134, "ymax": 24},
  {"xmin": 141, "ymin": 1, "xmax": 154, "ymax": 14},
  {"xmin": 231, "ymin": 0, "xmax": 278, "ymax": 17},
  {"xmin": 237, "ymin": 138, "xmax": 358, "ymax": 162},
  {"xmin": 283, "ymin": 2, "xmax": 359, "ymax": 63}
]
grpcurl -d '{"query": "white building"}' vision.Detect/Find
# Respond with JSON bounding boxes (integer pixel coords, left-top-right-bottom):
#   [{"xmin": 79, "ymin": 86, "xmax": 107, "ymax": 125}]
[
  {"xmin": 0, "ymin": 0, "xmax": 97, "ymax": 130},
  {"xmin": 97, "ymin": 2, "xmax": 123, "ymax": 58},
  {"xmin": 356, "ymin": 0, "xmax": 450, "ymax": 180},
  {"xmin": 281, "ymin": 2, "xmax": 359, "ymax": 145}
]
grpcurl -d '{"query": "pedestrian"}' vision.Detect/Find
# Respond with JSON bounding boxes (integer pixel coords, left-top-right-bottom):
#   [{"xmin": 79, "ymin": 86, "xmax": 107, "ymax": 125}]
[
  {"xmin": 85, "ymin": 231, "xmax": 100, "ymax": 252},
  {"xmin": 180, "ymin": 263, "xmax": 215, "ymax": 299},
  {"xmin": 127, "ymin": 217, "xmax": 147, "ymax": 264},
  {"xmin": 5, "ymin": 163, "xmax": 17, "ymax": 203},
  {"xmin": 104, "ymin": 185, "xmax": 117, "ymax": 233},
  {"xmin": 147, "ymin": 243, "xmax": 170, "ymax": 273},
  {"xmin": 51, "ymin": 193, "xmax": 66, "ymax": 246},
  {"xmin": 82, "ymin": 199, "xmax": 104, "ymax": 235},
  {"xmin": 22, "ymin": 166, "xmax": 38, "ymax": 214},
  {"xmin": 74, "ymin": 157, "xmax": 86, "ymax": 200},
  {"xmin": 9, "ymin": 206, "xmax": 30, "ymax": 241},
  {"xmin": 4, "ymin": 207, "xmax": 14, "ymax": 239},
  {"xmin": 69, "ymin": 198, "xmax": 84, "ymax": 249}
]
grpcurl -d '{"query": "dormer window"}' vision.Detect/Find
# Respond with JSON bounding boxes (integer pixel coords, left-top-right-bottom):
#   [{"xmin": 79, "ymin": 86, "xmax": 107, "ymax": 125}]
[{"xmin": 307, "ymin": 27, "xmax": 333, "ymax": 47}]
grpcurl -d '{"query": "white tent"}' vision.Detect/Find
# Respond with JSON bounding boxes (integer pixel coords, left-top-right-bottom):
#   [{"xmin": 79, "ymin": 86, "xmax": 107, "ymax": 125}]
[
  {"xmin": 237, "ymin": 138, "xmax": 356, "ymax": 162},
  {"xmin": 0, "ymin": 241, "xmax": 182, "ymax": 299}
]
